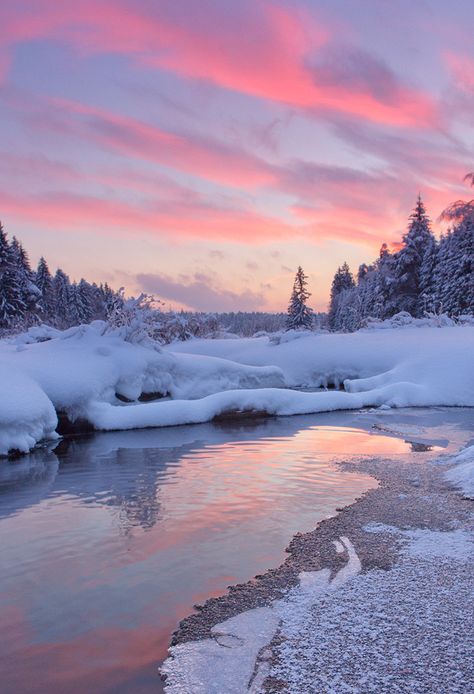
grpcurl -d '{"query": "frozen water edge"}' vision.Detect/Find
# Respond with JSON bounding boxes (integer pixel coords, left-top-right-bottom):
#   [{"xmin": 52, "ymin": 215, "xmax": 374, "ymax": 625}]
[
  {"xmin": 162, "ymin": 527, "xmax": 474, "ymax": 694},
  {"xmin": 161, "ymin": 537, "xmax": 361, "ymax": 693},
  {"xmin": 161, "ymin": 429, "xmax": 474, "ymax": 694}
]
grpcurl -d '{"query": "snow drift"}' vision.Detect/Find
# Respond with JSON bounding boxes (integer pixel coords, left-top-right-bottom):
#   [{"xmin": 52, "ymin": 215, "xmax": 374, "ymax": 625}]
[
  {"xmin": 0, "ymin": 322, "xmax": 284, "ymax": 455},
  {"xmin": 445, "ymin": 445, "xmax": 474, "ymax": 498},
  {"xmin": 1, "ymin": 322, "xmax": 474, "ymax": 455}
]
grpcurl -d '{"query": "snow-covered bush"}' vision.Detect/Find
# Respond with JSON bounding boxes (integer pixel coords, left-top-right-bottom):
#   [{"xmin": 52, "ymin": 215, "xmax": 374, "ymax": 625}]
[
  {"xmin": 360, "ymin": 311, "xmax": 467, "ymax": 331},
  {"xmin": 105, "ymin": 290, "xmax": 222, "ymax": 346},
  {"xmin": 269, "ymin": 328, "xmax": 327, "ymax": 345}
]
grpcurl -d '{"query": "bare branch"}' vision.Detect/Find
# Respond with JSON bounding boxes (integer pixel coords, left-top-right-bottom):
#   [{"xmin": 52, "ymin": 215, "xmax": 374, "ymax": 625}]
[{"xmin": 439, "ymin": 199, "xmax": 474, "ymax": 222}]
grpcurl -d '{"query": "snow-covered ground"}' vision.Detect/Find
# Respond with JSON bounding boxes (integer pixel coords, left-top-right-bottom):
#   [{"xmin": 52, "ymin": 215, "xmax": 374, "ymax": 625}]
[
  {"xmin": 161, "ymin": 426, "xmax": 474, "ymax": 693},
  {"xmin": 161, "ymin": 528, "xmax": 474, "ymax": 693},
  {"xmin": 1, "ymin": 322, "xmax": 474, "ymax": 456},
  {"xmin": 445, "ymin": 444, "xmax": 474, "ymax": 498}
]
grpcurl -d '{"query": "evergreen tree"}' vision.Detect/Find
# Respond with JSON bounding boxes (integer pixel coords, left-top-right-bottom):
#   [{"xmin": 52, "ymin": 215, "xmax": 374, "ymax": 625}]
[
  {"xmin": 9, "ymin": 237, "xmax": 40, "ymax": 323},
  {"xmin": 390, "ymin": 196, "xmax": 435, "ymax": 317},
  {"xmin": 438, "ymin": 216, "xmax": 474, "ymax": 315},
  {"xmin": 36, "ymin": 256, "xmax": 54, "ymax": 320},
  {"xmin": 77, "ymin": 279, "xmax": 94, "ymax": 323},
  {"xmin": 418, "ymin": 234, "xmax": 438, "ymax": 315},
  {"xmin": 0, "ymin": 224, "xmax": 25, "ymax": 328},
  {"xmin": 287, "ymin": 266, "xmax": 314, "ymax": 330},
  {"xmin": 52, "ymin": 269, "xmax": 71, "ymax": 328},
  {"xmin": 328, "ymin": 262, "xmax": 355, "ymax": 329}
]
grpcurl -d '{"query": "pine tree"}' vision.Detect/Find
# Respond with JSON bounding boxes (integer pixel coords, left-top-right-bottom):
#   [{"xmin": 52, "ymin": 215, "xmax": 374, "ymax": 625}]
[
  {"xmin": 418, "ymin": 234, "xmax": 438, "ymax": 315},
  {"xmin": 443, "ymin": 216, "xmax": 474, "ymax": 315},
  {"xmin": 36, "ymin": 256, "xmax": 54, "ymax": 320},
  {"xmin": 9, "ymin": 236, "xmax": 40, "ymax": 323},
  {"xmin": 77, "ymin": 279, "xmax": 94, "ymax": 323},
  {"xmin": 328, "ymin": 262, "xmax": 355, "ymax": 329},
  {"xmin": 52, "ymin": 268, "xmax": 71, "ymax": 328},
  {"xmin": 0, "ymin": 224, "xmax": 25, "ymax": 329},
  {"xmin": 390, "ymin": 196, "xmax": 435, "ymax": 317},
  {"xmin": 287, "ymin": 266, "xmax": 314, "ymax": 330}
]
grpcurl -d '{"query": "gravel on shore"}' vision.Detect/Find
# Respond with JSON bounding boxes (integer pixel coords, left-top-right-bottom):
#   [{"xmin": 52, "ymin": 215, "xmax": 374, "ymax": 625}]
[{"xmin": 162, "ymin": 443, "xmax": 474, "ymax": 693}]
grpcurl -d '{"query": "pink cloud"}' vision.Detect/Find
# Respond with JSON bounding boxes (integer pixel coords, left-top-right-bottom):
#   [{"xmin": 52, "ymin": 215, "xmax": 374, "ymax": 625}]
[
  {"xmin": 444, "ymin": 51, "xmax": 474, "ymax": 94},
  {"xmin": 136, "ymin": 272, "xmax": 265, "ymax": 311},
  {"xmin": 47, "ymin": 97, "xmax": 278, "ymax": 189},
  {"xmin": 0, "ymin": 1, "xmax": 438, "ymax": 128},
  {"xmin": 0, "ymin": 150, "xmax": 80, "ymax": 184},
  {"xmin": 0, "ymin": 189, "xmax": 298, "ymax": 243}
]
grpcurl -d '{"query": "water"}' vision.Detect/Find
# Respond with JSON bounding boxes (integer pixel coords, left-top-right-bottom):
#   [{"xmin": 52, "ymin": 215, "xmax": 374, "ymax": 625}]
[{"xmin": 0, "ymin": 409, "xmax": 471, "ymax": 693}]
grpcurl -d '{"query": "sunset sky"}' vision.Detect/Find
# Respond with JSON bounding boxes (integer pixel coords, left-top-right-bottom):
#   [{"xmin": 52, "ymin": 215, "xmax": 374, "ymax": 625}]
[{"xmin": 0, "ymin": 0, "xmax": 473, "ymax": 311}]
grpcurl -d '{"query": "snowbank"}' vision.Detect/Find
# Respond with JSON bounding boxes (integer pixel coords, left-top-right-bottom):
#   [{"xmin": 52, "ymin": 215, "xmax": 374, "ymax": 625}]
[
  {"xmin": 0, "ymin": 322, "xmax": 284, "ymax": 455},
  {"xmin": 0, "ymin": 364, "xmax": 57, "ymax": 456},
  {"xmin": 167, "ymin": 325, "xmax": 474, "ymax": 395},
  {"xmin": 1, "ymin": 322, "xmax": 474, "ymax": 455},
  {"xmin": 445, "ymin": 445, "xmax": 474, "ymax": 498}
]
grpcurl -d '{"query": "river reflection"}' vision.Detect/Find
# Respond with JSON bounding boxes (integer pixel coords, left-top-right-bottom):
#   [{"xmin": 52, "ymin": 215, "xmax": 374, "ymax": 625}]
[{"xmin": 0, "ymin": 410, "xmax": 466, "ymax": 694}]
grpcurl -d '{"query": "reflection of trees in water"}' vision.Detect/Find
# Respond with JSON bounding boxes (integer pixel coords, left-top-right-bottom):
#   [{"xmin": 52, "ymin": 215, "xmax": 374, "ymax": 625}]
[
  {"xmin": 52, "ymin": 436, "xmax": 202, "ymax": 533},
  {"xmin": 0, "ymin": 446, "xmax": 59, "ymax": 520},
  {"xmin": 106, "ymin": 447, "xmax": 179, "ymax": 533},
  {"xmin": 0, "ymin": 412, "xmax": 351, "ymax": 529}
]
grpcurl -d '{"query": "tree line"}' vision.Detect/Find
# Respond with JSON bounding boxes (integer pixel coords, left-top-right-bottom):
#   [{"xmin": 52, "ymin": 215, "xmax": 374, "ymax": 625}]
[
  {"xmin": 0, "ymin": 222, "xmax": 320, "ymax": 340},
  {"xmin": 328, "ymin": 180, "xmax": 474, "ymax": 332},
  {"xmin": 0, "ymin": 222, "xmax": 119, "ymax": 333}
]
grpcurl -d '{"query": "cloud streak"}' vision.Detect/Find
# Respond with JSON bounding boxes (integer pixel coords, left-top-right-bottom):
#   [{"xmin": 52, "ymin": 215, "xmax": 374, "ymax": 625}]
[
  {"xmin": 0, "ymin": 1, "xmax": 438, "ymax": 128},
  {"xmin": 136, "ymin": 272, "xmax": 265, "ymax": 311}
]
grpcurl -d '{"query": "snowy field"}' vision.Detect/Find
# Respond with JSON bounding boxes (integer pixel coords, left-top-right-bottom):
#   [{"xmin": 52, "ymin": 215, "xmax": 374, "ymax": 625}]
[{"xmin": 1, "ymin": 322, "xmax": 474, "ymax": 466}]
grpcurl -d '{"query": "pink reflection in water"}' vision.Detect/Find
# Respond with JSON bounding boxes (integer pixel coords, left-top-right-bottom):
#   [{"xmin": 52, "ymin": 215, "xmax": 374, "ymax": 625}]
[{"xmin": 0, "ymin": 422, "xmax": 437, "ymax": 693}]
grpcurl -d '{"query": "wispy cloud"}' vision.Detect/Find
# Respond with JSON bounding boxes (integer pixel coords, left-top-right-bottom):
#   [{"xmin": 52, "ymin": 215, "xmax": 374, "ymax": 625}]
[{"xmin": 136, "ymin": 271, "xmax": 265, "ymax": 311}]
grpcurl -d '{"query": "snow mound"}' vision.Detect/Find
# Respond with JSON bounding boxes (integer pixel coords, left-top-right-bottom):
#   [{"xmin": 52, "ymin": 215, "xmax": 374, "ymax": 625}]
[
  {"xmin": 2, "ymin": 323, "xmax": 474, "ymax": 455},
  {"xmin": 445, "ymin": 445, "xmax": 474, "ymax": 498},
  {"xmin": 0, "ymin": 364, "xmax": 58, "ymax": 456},
  {"xmin": 0, "ymin": 322, "xmax": 285, "ymax": 455},
  {"xmin": 168, "ymin": 325, "xmax": 474, "ymax": 397}
]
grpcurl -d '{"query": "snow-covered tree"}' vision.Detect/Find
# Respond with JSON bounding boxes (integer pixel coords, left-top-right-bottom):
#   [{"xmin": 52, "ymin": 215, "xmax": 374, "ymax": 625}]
[
  {"xmin": 434, "ymin": 218, "xmax": 474, "ymax": 315},
  {"xmin": 0, "ymin": 223, "xmax": 25, "ymax": 329},
  {"xmin": 36, "ymin": 256, "xmax": 54, "ymax": 320},
  {"xmin": 77, "ymin": 279, "xmax": 94, "ymax": 323},
  {"xmin": 7, "ymin": 237, "xmax": 40, "ymax": 327},
  {"xmin": 287, "ymin": 266, "xmax": 314, "ymax": 330},
  {"xmin": 69, "ymin": 281, "xmax": 96, "ymax": 326},
  {"xmin": 52, "ymin": 268, "xmax": 71, "ymax": 328},
  {"xmin": 328, "ymin": 262, "xmax": 355, "ymax": 329},
  {"xmin": 389, "ymin": 197, "xmax": 435, "ymax": 317}
]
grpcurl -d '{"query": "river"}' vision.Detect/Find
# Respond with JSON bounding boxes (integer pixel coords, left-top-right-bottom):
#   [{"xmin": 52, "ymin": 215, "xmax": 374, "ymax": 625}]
[{"xmin": 0, "ymin": 408, "xmax": 470, "ymax": 693}]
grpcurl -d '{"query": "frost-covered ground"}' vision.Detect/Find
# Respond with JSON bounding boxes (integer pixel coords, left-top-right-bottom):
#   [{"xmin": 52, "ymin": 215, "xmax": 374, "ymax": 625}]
[
  {"xmin": 161, "ymin": 433, "xmax": 474, "ymax": 694},
  {"xmin": 1, "ymin": 322, "xmax": 474, "ymax": 455},
  {"xmin": 162, "ymin": 530, "xmax": 474, "ymax": 693}
]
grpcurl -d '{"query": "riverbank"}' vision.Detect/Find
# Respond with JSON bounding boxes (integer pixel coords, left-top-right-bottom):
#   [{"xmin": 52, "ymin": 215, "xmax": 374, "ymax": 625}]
[
  {"xmin": 2, "ymin": 322, "xmax": 474, "ymax": 457},
  {"xmin": 161, "ymin": 417, "xmax": 474, "ymax": 692}
]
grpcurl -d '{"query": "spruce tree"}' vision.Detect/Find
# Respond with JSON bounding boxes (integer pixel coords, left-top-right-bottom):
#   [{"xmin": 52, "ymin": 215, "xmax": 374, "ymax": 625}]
[
  {"xmin": 78, "ymin": 279, "xmax": 94, "ymax": 323},
  {"xmin": 287, "ymin": 266, "xmax": 314, "ymax": 330},
  {"xmin": 52, "ymin": 269, "xmax": 71, "ymax": 328},
  {"xmin": 390, "ymin": 196, "xmax": 435, "ymax": 317},
  {"xmin": 0, "ymin": 224, "xmax": 25, "ymax": 328},
  {"xmin": 10, "ymin": 236, "xmax": 40, "ymax": 321},
  {"xmin": 328, "ymin": 262, "xmax": 355, "ymax": 329},
  {"xmin": 36, "ymin": 256, "xmax": 54, "ymax": 320},
  {"xmin": 444, "ymin": 216, "xmax": 474, "ymax": 315}
]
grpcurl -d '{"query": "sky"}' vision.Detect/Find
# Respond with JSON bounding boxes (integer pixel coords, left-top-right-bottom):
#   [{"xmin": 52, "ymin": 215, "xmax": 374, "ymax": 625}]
[{"xmin": 0, "ymin": 0, "xmax": 473, "ymax": 312}]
